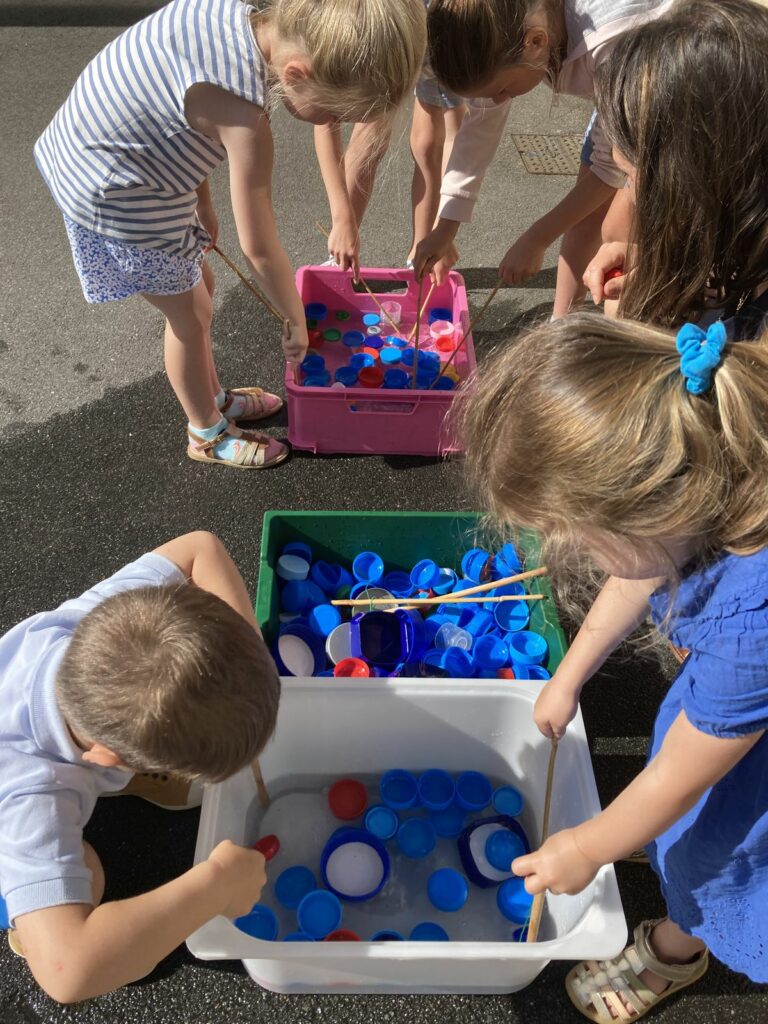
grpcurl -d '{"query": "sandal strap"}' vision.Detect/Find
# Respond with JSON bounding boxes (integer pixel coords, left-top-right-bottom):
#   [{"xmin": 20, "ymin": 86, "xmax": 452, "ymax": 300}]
[
  {"xmin": 220, "ymin": 387, "xmax": 265, "ymax": 416},
  {"xmin": 631, "ymin": 920, "xmax": 708, "ymax": 985},
  {"xmin": 188, "ymin": 423, "xmax": 269, "ymax": 468},
  {"xmin": 187, "ymin": 425, "xmax": 230, "ymax": 452}
]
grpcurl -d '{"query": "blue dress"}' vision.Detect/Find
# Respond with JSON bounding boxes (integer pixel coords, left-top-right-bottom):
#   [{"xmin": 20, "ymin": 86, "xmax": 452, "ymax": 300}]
[{"xmin": 646, "ymin": 548, "xmax": 768, "ymax": 981}]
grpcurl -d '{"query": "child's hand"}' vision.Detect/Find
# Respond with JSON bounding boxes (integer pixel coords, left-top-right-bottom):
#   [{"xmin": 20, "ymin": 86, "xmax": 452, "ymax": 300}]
[
  {"xmin": 327, "ymin": 216, "xmax": 360, "ymax": 279},
  {"xmin": 207, "ymin": 839, "xmax": 267, "ymax": 919},
  {"xmin": 534, "ymin": 676, "xmax": 581, "ymax": 739},
  {"xmin": 196, "ymin": 201, "xmax": 219, "ymax": 253},
  {"xmin": 499, "ymin": 230, "xmax": 547, "ymax": 285},
  {"xmin": 583, "ymin": 243, "xmax": 631, "ymax": 304},
  {"xmin": 512, "ymin": 828, "xmax": 601, "ymax": 896},
  {"xmin": 283, "ymin": 320, "xmax": 308, "ymax": 364},
  {"xmin": 412, "ymin": 221, "xmax": 459, "ymax": 283}
]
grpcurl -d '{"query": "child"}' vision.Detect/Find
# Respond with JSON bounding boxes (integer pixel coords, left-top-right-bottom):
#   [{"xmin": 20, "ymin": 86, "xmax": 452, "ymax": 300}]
[
  {"xmin": 35, "ymin": 0, "xmax": 426, "ymax": 469},
  {"xmin": 315, "ymin": 0, "xmax": 466, "ymax": 275},
  {"xmin": 582, "ymin": 0, "xmax": 768, "ymax": 333},
  {"xmin": 462, "ymin": 313, "xmax": 768, "ymax": 1019},
  {"xmin": 412, "ymin": 0, "xmax": 671, "ymax": 318},
  {"xmin": 0, "ymin": 531, "xmax": 280, "ymax": 1002}
]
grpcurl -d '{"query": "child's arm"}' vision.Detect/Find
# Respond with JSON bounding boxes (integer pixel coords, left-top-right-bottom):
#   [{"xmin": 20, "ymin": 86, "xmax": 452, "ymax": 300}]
[
  {"xmin": 535, "ymin": 574, "xmax": 664, "ymax": 738},
  {"xmin": 314, "ymin": 124, "xmax": 360, "ymax": 276},
  {"xmin": 513, "ymin": 713, "xmax": 764, "ymax": 896},
  {"xmin": 14, "ymin": 839, "xmax": 266, "ymax": 1003},
  {"xmin": 154, "ymin": 531, "xmax": 260, "ymax": 634}
]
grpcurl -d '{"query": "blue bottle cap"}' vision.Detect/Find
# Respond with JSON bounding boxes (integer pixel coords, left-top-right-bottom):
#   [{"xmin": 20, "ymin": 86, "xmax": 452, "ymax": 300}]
[
  {"xmin": 297, "ymin": 890, "xmax": 343, "ymax": 939},
  {"xmin": 485, "ymin": 828, "xmax": 526, "ymax": 872},
  {"xmin": 427, "ymin": 868, "xmax": 469, "ymax": 912},
  {"xmin": 310, "ymin": 561, "xmax": 353, "ymax": 594},
  {"xmin": 494, "ymin": 542, "xmax": 523, "ymax": 577},
  {"xmin": 352, "ymin": 551, "xmax": 385, "ymax": 585},
  {"xmin": 364, "ymin": 804, "xmax": 399, "ymax": 840},
  {"xmin": 283, "ymin": 931, "xmax": 316, "ymax": 942},
  {"xmin": 430, "ymin": 805, "xmax": 467, "ymax": 837},
  {"xmin": 386, "ymin": 335, "xmax": 409, "ymax": 348},
  {"xmin": 512, "ymin": 663, "xmax": 551, "ymax": 681},
  {"xmin": 379, "ymin": 346, "xmax": 402, "ymax": 366},
  {"xmin": 301, "ymin": 353, "xmax": 326, "ymax": 374},
  {"xmin": 496, "ymin": 877, "xmax": 533, "ymax": 924},
  {"xmin": 335, "ymin": 366, "xmax": 359, "ymax": 387},
  {"xmin": 304, "ymin": 302, "xmax": 328, "ymax": 321},
  {"xmin": 431, "ymin": 568, "xmax": 458, "ymax": 595},
  {"xmin": 400, "ymin": 347, "xmax": 417, "ymax": 367},
  {"xmin": 320, "ymin": 827, "xmax": 390, "ymax": 902},
  {"xmin": 441, "ymin": 646, "xmax": 475, "ymax": 678},
  {"xmin": 508, "ymin": 630, "xmax": 548, "ymax": 665},
  {"xmin": 281, "ymin": 542, "xmax": 313, "ymax": 562},
  {"xmin": 362, "ymin": 312, "xmax": 381, "ymax": 326},
  {"xmin": 410, "ymin": 921, "xmax": 450, "ymax": 941},
  {"xmin": 234, "ymin": 904, "xmax": 279, "ymax": 940},
  {"xmin": 365, "ymin": 333, "xmax": 384, "ymax": 348},
  {"xmin": 275, "ymin": 865, "xmax": 317, "ymax": 910},
  {"xmin": 415, "ymin": 369, "xmax": 439, "ymax": 389},
  {"xmin": 370, "ymin": 930, "xmax": 404, "ymax": 941},
  {"xmin": 275, "ymin": 623, "xmax": 326, "ymax": 677},
  {"xmin": 282, "ymin": 579, "xmax": 326, "ymax": 614},
  {"xmin": 303, "ymin": 373, "xmax": 331, "ymax": 387},
  {"xmin": 461, "ymin": 548, "xmax": 491, "ymax": 582},
  {"xmin": 410, "ymin": 559, "xmax": 441, "ymax": 590},
  {"xmin": 474, "ymin": 635, "xmax": 509, "ymax": 670},
  {"xmin": 381, "ymin": 571, "xmax": 414, "ymax": 598},
  {"xmin": 308, "ymin": 603, "xmax": 343, "ymax": 638},
  {"xmin": 417, "ymin": 769, "xmax": 456, "ymax": 812},
  {"xmin": 383, "ymin": 368, "xmax": 409, "ymax": 389},
  {"xmin": 494, "ymin": 600, "xmax": 530, "ymax": 633},
  {"xmin": 455, "ymin": 771, "xmax": 493, "ymax": 812},
  {"xmin": 276, "ymin": 554, "xmax": 311, "ymax": 582},
  {"xmin": 492, "ymin": 785, "xmax": 524, "ymax": 817},
  {"xmin": 432, "ymin": 376, "xmax": 456, "ymax": 391},
  {"xmin": 484, "ymin": 581, "xmax": 525, "ymax": 608},
  {"xmin": 342, "ymin": 330, "xmax": 366, "ymax": 348},
  {"xmin": 429, "ymin": 307, "xmax": 453, "ymax": 324},
  {"xmin": 350, "ymin": 352, "xmax": 375, "ymax": 370},
  {"xmin": 380, "ymin": 769, "xmax": 418, "ymax": 810},
  {"xmin": 396, "ymin": 817, "xmax": 437, "ymax": 859},
  {"xmin": 464, "ymin": 610, "xmax": 495, "ymax": 639},
  {"xmin": 351, "ymin": 611, "xmax": 403, "ymax": 665},
  {"xmin": 437, "ymin": 605, "xmax": 474, "ymax": 629}
]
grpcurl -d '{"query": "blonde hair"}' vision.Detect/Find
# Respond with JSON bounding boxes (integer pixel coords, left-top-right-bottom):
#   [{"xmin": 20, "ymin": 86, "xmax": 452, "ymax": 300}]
[
  {"xmin": 256, "ymin": 0, "xmax": 427, "ymax": 122},
  {"xmin": 57, "ymin": 583, "xmax": 280, "ymax": 782},
  {"xmin": 461, "ymin": 314, "xmax": 768, "ymax": 573}
]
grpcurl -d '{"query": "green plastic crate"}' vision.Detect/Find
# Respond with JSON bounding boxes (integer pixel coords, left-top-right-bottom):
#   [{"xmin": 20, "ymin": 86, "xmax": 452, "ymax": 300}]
[{"xmin": 256, "ymin": 510, "xmax": 568, "ymax": 669}]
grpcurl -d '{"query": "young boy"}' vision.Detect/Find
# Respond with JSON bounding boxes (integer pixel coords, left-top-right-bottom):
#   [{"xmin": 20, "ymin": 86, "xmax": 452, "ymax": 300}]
[{"xmin": 0, "ymin": 531, "xmax": 280, "ymax": 1003}]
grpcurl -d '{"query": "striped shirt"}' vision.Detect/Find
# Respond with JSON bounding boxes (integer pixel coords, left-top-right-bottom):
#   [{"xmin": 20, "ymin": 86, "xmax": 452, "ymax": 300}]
[{"xmin": 34, "ymin": 0, "xmax": 268, "ymax": 258}]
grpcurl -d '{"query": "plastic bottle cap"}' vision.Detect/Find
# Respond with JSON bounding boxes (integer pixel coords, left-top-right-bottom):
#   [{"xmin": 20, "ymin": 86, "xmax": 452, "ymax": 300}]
[
  {"xmin": 429, "ymin": 307, "xmax": 453, "ymax": 323},
  {"xmin": 328, "ymin": 778, "xmax": 369, "ymax": 820},
  {"xmin": 429, "ymin": 319, "xmax": 454, "ymax": 340},
  {"xmin": 432, "ymin": 568, "xmax": 458, "ymax": 595},
  {"xmin": 435, "ymin": 623, "xmax": 472, "ymax": 651},
  {"xmin": 494, "ymin": 601, "xmax": 530, "ymax": 633},
  {"xmin": 381, "ymin": 300, "xmax": 402, "ymax": 324},
  {"xmin": 282, "ymin": 542, "xmax": 313, "ymax": 562},
  {"xmin": 308, "ymin": 603, "xmax": 342, "ymax": 637},
  {"xmin": 455, "ymin": 771, "xmax": 493, "ymax": 812},
  {"xmin": 324, "ymin": 929, "xmax": 361, "ymax": 941},
  {"xmin": 512, "ymin": 664, "xmax": 551, "ymax": 681},
  {"xmin": 386, "ymin": 335, "xmax": 409, "ymax": 349},
  {"xmin": 276, "ymin": 554, "xmax": 311, "ymax": 582},
  {"xmin": 297, "ymin": 890, "xmax": 343, "ymax": 939},
  {"xmin": 416, "ymin": 369, "xmax": 439, "ymax": 389},
  {"xmin": 335, "ymin": 309, "xmax": 352, "ymax": 321},
  {"xmin": 361, "ymin": 347, "xmax": 381, "ymax": 361},
  {"xmin": 492, "ymin": 785, "xmax": 524, "ymax": 817},
  {"xmin": 496, "ymin": 877, "xmax": 533, "ymax": 924},
  {"xmin": 508, "ymin": 630, "xmax": 548, "ymax": 665},
  {"xmin": 283, "ymin": 931, "xmax": 316, "ymax": 942},
  {"xmin": 380, "ymin": 769, "xmax": 418, "ymax": 809},
  {"xmin": 234, "ymin": 904, "xmax": 279, "ymax": 940},
  {"xmin": 379, "ymin": 346, "xmax": 402, "ymax": 366},
  {"xmin": 300, "ymin": 354, "xmax": 326, "ymax": 374},
  {"xmin": 277, "ymin": 631, "xmax": 320, "ymax": 676},
  {"xmin": 381, "ymin": 571, "xmax": 414, "ymax": 598},
  {"xmin": 397, "ymin": 817, "xmax": 437, "ymax": 858},
  {"xmin": 498, "ymin": 667, "xmax": 516, "ymax": 680},
  {"xmin": 333, "ymin": 657, "xmax": 371, "ymax": 678},
  {"xmin": 253, "ymin": 834, "xmax": 280, "ymax": 861},
  {"xmin": 307, "ymin": 329, "xmax": 324, "ymax": 350},
  {"xmin": 513, "ymin": 925, "xmax": 529, "ymax": 942},
  {"xmin": 364, "ymin": 804, "xmax": 399, "ymax": 840},
  {"xmin": 494, "ymin": 542, "xmax": 523, "ymax": 576},
  {"xmin": 370, "ymin": 930, "xmax": 404, "ymax": 941},
  {"xmin": 410, "ymin": 922, "xmax": 449, "ymax": 941},
  {"xmin": 275, "ymin": 865, "xmax": 317, "ymax": 909},
  {"xmin": 484, "ymin": 582, "xmax": 525, "ymax": 608},
  {"xmin": 461, "ymin": 548, "xmax": 491, "ymax": 582},
  {"xmin": 433, "ymin": 376, "xmax": 456, "ymax": 391},
  {"xmin": 383, "ymin": 368, "xmax": 410, "ymax": 389},
  {"xmin": 418, "ymin": 769, "xmax": 456, "ymax": 812},
  {"xmin": 429, "ymin": 806, "xmax": 466, "ymax": 837},
  {"xmin": 325, "ymin": 841, "xmax": 386, "ymax": 898},
  {"xmin": 352, "ymin": 551, "xmax": 385, "ymax": 584},
  {"xmin": 358, "ymin": 366, "xmax": 384, "ymax": 388},
  {"xmin": 342, "ymin": 330, "xmax": 366, "ymax": 348},
  {"xmin": 442, "ymin": 647, "xmax": 475, "ymax": 677},
  {"xmin": 435, "ymin": 335, "xmax": 456, "ymax": 353},
  {"xmin": 362, "ymin": 312, "xmax": 381, "ymax": 326},
  {"xmin": 326, "ymin": 622, "xmax": 352, "ymax": 665},
  {"xmin": 427, "ymin": 868, "xmax": 469, "ymax": 912},
  {"xmin": 410, "ymin": 559, "xmax": 441, "ymax": 590},
  {"xmin": 322, "ymin": 328, "xmax": 342, "ymax": 342},
  {"xmin": 474, "ymin": 635, "xmax": 509, "ymax": 670},
  {"xmin": 311, "ymin": 561, "xmax": 352, "ymax": 594},
  {"xmin": 604, "ymin": 266, "xmax": 623, "ymax": 281},
  {"xmin": 366, "ymin": 326, "xmax": 382, "ymax": 337},
  {"xmin": 485, "ymin": 828, "xmax": 526, "ymax": 872},
  {"xmin": 350, "ymin": 352, "xmax": 375, "ymax": 371},
  {"xmin": 281, "ymin": 579, "xmax": 326, "ymax": 614},
  {"xmin": 305, "ymin": 302, "xmax": 328, "ymax": 321}
]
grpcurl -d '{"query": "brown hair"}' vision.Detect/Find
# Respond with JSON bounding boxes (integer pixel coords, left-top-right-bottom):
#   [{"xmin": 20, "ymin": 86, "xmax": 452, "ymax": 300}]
[
  {"xmin": 461, "ymin": 313, "xmax": 768, "ymax": 574},
  {"xmin": 57, "ymin": 584, "xmax": 280, "ymax": 782},
  {"xmin": 427, "ymin": 0, "xmax": 563, "ymax": 95},
  {"xmin": 595, "ymin": 0, "xmax": 768, "ymax": 328}
]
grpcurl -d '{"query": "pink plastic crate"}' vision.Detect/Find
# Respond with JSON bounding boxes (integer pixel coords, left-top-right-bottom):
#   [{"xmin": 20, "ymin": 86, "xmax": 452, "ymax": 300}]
[{"xmin": 286, "ymin": 266, "xmax": 476, "ymax": 456}]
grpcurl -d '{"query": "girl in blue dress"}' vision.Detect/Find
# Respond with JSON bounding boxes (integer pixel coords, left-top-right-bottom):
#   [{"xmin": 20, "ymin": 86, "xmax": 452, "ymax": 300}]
[{"xmin": 462, "ymin": 312, "xmax": 768, "ymax": 1020}]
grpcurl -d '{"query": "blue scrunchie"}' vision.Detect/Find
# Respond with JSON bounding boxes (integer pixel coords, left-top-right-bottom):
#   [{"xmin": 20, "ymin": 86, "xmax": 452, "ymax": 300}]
[{"xmin": 675, "ymin": 321, "xmax": 727, "ymax": 395}]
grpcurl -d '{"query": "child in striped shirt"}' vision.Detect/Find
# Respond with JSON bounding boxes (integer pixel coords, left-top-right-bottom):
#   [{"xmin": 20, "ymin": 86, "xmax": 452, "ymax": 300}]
[{"xmin": 35, "ymin": 0, "xmax": 425, "ymax": 470}]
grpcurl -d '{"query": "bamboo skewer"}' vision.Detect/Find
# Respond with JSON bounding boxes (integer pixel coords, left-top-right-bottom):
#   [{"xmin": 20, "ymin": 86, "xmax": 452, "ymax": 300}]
[
  {"xmin": 331, "ymin": 566, "xmax": 548, "ymax": 608},
  {"xmin": 412, "ymin": 275, "xmax": 424, "ymax": 389},
  {"xmin": 429, "ymin": 278, "xmax": 504, "ymax": 389},
  {"xmin": 251, "ymin": 757, "xmax": 271, "ymax": 808},
  {"xmin": 526, "ymin": 737, "xmax": 559, "ymax": 943},
  {"xmin": 407, "ymin": 281, "xmax": 436, "ymax": 342},
  {"xmin": 212, "ymin": 244, "xmax": 283, "ymax": 322},
  {"xmin": 333, "ymin": 592, "xmax": 544, "ymax": 609}
]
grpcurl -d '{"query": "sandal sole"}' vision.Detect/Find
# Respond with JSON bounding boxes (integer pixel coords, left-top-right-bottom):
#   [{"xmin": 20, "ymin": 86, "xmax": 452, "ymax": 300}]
[{"xmin": 187, "ymin": 445, "xmax": 290, "ymax": 470}]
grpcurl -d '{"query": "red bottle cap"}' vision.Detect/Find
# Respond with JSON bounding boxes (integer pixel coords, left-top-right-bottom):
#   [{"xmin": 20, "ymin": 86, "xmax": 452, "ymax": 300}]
[
  {"xmin": 253, "ymin": 834, "xmax": 280, "ymax": 861},
  {"xmin": 361, "ymin": 347, "xmax": 381, "ymax": 361},
  {"xmin": 604, "ymin": 267, "xmax": 623, "ymax": 282},
  {"xmin": 308, "ymin": 329, "xmax": 324, "ymax": 349},
  {"xmin": 358, "ymin": 366, "xmax": 384, "ymax": 389},
  {"xmin": 328, "ymin": 778, "xmax": 369, "ymax": 820},
  {"xmin": 333, "ymin": 657, "xmax": 371, "ymax": 678},
  {"xmin": 324, "ymin": 929, "xmax": 361, "ymax": 941},
  {"xmin": 497, "ymin": 668, "xmax": 516, "ymax": 680}
]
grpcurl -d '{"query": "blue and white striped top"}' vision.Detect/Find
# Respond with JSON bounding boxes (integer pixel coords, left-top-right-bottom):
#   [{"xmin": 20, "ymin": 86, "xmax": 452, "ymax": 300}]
[{"xmin": 34, "ymin": 0, "xmax": 268, "ymax": 259}]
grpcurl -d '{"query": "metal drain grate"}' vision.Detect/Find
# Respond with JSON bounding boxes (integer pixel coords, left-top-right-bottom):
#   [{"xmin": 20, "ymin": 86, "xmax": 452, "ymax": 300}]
[{"xmin": 511, "ymin": 133, "xmax": 582, "ymax": 175}]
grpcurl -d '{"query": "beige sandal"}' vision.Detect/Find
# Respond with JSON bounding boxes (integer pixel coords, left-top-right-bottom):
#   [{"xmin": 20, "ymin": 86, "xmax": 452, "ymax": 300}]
[
  {"xmin": 187, "ymin": 422, "xmax": 289, "ymax": 470},
  {"xmin": 220, "ymin": 386, "xmax": 283, "ymax": 422},
  {"xmin": 566, "ymin": 919, "xmax": 708, "ymax": 1022}
]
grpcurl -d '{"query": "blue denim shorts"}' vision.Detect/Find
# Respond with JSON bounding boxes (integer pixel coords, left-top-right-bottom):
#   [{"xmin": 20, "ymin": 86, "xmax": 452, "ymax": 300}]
[
  {"xmin": 415, "ymin": 64, "xmax": 464, "ymax": 111},
  {"xmin": 580, "ymin": 109, "xmax": 598, "ymax": 170}
]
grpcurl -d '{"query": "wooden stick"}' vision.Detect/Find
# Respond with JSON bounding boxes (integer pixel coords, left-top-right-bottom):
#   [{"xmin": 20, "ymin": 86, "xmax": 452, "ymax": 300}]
[
  {"xmin": 212, "ymin": 245, "xmax": 283, "ymax": 322},
  {"xmin": 412, "ymin": 275, "xmax": 424, "ymax": 389},
  {"xmin": 332, "ymin": 592, "xmax": 544, "ymax": 609},
  {"xmin": 429, "ymin": 278, "xmax": 504, "ymax": 389},
  {"xmin": 251, "ymin": 757, "xmax": 271, "ymax": 808},
  {"xmin": 407, "ymin": 281, "xmax": 436, "ymax": 342},
  {"xmin": 331, "ymin": 566, "xmax": 548, "ymax": 608},
  {"xmin": 526, "ymin": 737, "xmax": 559, "ymax": 943}
]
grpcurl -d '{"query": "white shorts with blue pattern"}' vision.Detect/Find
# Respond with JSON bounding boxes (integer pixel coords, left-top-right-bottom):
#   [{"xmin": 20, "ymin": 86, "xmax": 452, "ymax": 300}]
[{"xmin": 63, "ymin": 215, "xmax": 204, "ymax": 304}]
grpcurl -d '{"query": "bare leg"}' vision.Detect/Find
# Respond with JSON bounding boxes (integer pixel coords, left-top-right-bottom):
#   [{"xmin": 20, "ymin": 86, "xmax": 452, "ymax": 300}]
[
  {"xmin": 344, "ymin": 120, "xmax": 392, "ymax": 227},
  {"xmin": 200, "ymin": 260, "xmax": 222, "ymax": 398},
  {"xmin": 142, "ymin": 279, "xmax": 219, "ymax": 429},
  {"xmin": 408, "ymin": 100, "xmax": 446, "ymax": 261},
  {"xmin": 553, "ymin": 166, "xmax": 613, "ymax": 319},
  {"xmin": 639, "ymin": 918, "xmax": 707, "ymax": 996}
]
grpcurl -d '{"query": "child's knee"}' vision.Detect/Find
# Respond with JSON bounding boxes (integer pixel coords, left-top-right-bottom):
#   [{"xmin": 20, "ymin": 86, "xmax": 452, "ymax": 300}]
[
  {"xmin": 83, "ymin": 842, "xmax": 105, "ymax": 907},
  {"xmin": 410, "ymin": 105, "xmax": 443, "ymax": 164}
]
